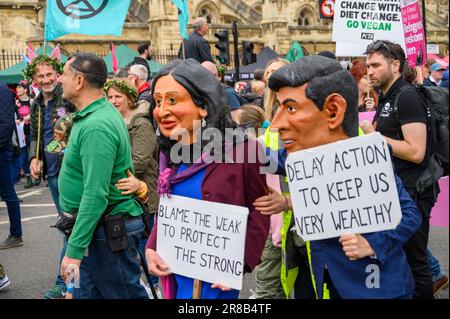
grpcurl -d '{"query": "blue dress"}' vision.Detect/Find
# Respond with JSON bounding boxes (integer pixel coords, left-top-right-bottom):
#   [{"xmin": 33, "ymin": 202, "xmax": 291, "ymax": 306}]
[{"xmin": 171, "ymin": 164, "xmax": 240, "ymax": 299}]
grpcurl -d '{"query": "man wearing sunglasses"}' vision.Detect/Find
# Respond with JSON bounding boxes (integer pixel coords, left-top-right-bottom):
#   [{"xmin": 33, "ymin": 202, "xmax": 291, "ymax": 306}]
[{"xmin": 361, "ymin": 40, "xmax": 435, "ymax": 299}]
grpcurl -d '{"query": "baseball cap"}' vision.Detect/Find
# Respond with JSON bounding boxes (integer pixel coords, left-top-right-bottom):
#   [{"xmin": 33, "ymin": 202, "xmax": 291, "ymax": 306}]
[
  {"xmin": 17, "ymin": 80, "xmax": 29, "ymax": 89},
  {"xmin": 430, "ymin": 63, "xmax": 445, "ymax": 71}
]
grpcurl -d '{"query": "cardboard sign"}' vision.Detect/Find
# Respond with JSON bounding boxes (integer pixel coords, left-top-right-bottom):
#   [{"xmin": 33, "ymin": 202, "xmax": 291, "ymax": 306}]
[
  {"xmin": 400, "ymin": 0, "xmax": 426, "ymax": 67},
  {"xmin": 16, "ymin": 122, "xmax": 26, "ymax": 148},
  {"xmin": 156, "ymin": 195, "xmax": 249, "ymax": 290},
  {"xmin": 426, "ymin": 44, "xmax": 440, "ymax": 55},
  {"xmin": 333, "ymin": 0, "xmax": 406, "ymax": 50},
  {"xmin": 285, "ymin": 133, "xmax": 402, "ymax": 241},
  {"xmin": 335, "ymin": 42, "xmax": 367, "ymax": 57},
  {"xmin": 358, "ymin": 111, "xmax": 376, "ymax": 123}
]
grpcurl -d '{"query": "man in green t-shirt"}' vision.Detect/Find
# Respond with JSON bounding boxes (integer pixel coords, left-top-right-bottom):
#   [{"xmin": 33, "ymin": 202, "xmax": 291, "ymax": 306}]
[{"xmin": 58, "ymin": 52, "xmax": 147, "ymax": 299}]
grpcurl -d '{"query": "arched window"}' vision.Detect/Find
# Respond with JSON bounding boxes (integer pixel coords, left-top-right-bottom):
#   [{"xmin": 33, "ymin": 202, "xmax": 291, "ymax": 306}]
[
  {"xmin": 199, "ymin": 7, "xmax": 213, "ymax": 24},
  {"xmin": 297, "ymin": 8, "xmax": 314, "ymax": 26},
  {"xmin": 253, "ymin": 3, "xmax": 262, "ymax": 14}
]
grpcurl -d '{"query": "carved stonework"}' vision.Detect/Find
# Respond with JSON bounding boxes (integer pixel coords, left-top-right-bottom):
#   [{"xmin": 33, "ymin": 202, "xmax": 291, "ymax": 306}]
[{"xmin": 0, "ymin": 0, "xmax": 448, "ymax": 56}]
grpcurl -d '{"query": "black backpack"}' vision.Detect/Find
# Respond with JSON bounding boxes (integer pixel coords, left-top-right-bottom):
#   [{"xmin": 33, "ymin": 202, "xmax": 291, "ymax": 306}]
[{"xmin": 394, "ymin": 84, "xmax": 449, "ymax": 196}]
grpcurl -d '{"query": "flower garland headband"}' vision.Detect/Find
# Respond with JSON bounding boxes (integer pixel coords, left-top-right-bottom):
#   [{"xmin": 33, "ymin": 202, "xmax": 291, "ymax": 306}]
[
  {"xmin": 23, "ymin": 55, "xmax": 64, "ymax": 81},
  {"xmin": 103, "ymin": 79, "xmax": 138, "ymax": 104}
]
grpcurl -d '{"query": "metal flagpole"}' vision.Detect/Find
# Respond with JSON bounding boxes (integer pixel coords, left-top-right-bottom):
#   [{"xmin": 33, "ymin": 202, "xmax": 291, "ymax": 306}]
[
  {"xmin": 182, "ymin": 38, "xmax": 186, "ymax": 61},
  {"xmin": 43, "ymin": 1, "xmax": 47, "ymax": 56}
]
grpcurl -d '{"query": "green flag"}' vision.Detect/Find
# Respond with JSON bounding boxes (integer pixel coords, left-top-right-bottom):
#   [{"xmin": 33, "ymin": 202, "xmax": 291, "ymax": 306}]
[
  {"xmin": 45, "ymin": 0, "xmax": 131, "ymax": 41},
  {"xmin": 172, "ymin": 0, "xmax": 189, "ymax": 40},
  {"xmin": 286, "ymin": 41, "xmax": 304, "ymax": 62}
]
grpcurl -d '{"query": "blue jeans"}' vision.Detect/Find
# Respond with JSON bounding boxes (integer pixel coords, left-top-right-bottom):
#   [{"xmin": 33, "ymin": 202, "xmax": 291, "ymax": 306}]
[
  {"xmin": 11, "ymin": 154, "xmax": 22, "ymax": 183},
  {"xmin": 73, "ymin": 216, "xmax": 148, "ymax": 299},
  {"xmin": 0, "ymin": 149, "xmax": 22, "ymax": 237},
  {"xmin": 20, "ymin": 145, "xmax": 30, "ymax": 175},
  {"xmin": 54, "ymin": 235, "xmax": 67, "ymax": 288},
  {"xmin": 427, "ymin": 248, "xmax": 445, "ymax": 282},
  {"xmin": 139, "ymin": 213, "xmax": 159, "ymax": 286},
  {"xmin": 47, "ymin": 175, "xmax": 61, "ymax": 214}
]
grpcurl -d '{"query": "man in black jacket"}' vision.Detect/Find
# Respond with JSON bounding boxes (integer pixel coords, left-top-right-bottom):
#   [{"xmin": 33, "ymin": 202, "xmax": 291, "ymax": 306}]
[
  {"xmin": 130, "ymin": 41, "xmax": 152, "ymax": 82},
  {"xmin": 178, "ymin": 17, "xmax": 214, "ymax": 63},
  {"xmin": 362, "ymin": 40, "xmax": 437, "ymax": 299},
  {"xmin": 0, "ymin": 80, "xmax": 23, "ymax": 250}
]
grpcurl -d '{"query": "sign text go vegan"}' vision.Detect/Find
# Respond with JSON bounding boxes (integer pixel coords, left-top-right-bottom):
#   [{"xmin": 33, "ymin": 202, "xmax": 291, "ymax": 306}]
[
  {"xmin": 286, "ymin": 133, "xmax": 402, "ymax": 241},
  {"xmin": 332, "ymin": 0, "xmax": 404, "ymax": 44}
]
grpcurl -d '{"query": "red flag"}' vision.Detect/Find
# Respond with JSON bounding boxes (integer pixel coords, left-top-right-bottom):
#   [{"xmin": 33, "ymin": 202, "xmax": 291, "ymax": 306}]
[
  {"xmin": 111, "ymin": 42, "xmax": 119, "ymax": 74},
  {"xmin": 27, "ymin": 43, "xmax": 37, "ymax": 62},
  {"xmin": 50, "ymin": 44, "xmax": 62, "ymax": 62}
]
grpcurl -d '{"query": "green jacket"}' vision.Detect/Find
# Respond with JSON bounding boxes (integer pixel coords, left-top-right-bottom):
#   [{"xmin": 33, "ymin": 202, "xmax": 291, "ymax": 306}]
[
  {"xmin": 58, "ymin": 97, "xmax": 142, "ymax": 259},
  {"xmin": 29, "ymin": 84, "xmax": 76, "ymax": 167},
  {"xmin": 125, "ymin": 101, "xmax": 159, "ymax": 214}
]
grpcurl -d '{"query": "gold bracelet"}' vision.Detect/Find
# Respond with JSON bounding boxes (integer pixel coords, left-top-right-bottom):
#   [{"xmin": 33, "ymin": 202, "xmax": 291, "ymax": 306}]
[{"xmin": 136, "ymin": 181, "xmax": 148, "ymax": 199}]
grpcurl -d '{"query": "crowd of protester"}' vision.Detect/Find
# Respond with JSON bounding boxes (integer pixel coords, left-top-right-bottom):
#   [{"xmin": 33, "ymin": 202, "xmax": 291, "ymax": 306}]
[{"xmin": 0, "ymin": 37, "xmax": 449, "ymax": 299}]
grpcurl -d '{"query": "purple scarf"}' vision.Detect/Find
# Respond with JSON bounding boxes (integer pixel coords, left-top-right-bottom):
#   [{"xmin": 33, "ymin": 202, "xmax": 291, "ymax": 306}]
[{"xmin": 157, "ymin": 152, "xmax": 212, "ymax": 195}]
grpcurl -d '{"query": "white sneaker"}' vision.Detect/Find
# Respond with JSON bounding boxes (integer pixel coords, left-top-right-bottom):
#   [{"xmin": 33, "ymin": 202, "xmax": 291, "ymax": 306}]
[
  {"xmin": 140, "ymin": 278, "xmax": 163, "ymax": 299},
  {"xmin": 0, "ymin": 275, "xmax": 10, "ymax": 291},
  {"xmin": 140, "ymin": 278, "xmax": 152, "ymax": 298}
]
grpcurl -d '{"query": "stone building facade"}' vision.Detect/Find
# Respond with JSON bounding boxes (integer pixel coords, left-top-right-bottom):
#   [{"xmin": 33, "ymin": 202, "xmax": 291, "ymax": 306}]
[{"xmin": 0, "ymin": 0, "xmax": 448, "ymax": 57}]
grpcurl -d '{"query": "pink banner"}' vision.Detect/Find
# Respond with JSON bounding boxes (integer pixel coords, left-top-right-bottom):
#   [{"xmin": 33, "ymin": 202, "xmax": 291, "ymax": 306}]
[
  {"xmin": 358, "ymin": 111, "xmax": 376, "ymax": 123},
  {"xmin": 430, "ymin": 177, "xmax": 449, "ymax": 228},
  {"xmin": 400, "ymin": 0, "xmax": 426, "ymax": 67}
]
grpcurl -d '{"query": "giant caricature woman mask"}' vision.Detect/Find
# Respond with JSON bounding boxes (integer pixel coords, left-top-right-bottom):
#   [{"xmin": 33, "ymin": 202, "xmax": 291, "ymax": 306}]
[
  {"xmin": 150, "ymin": 59, "xmax": 228, "ymax": 152},
  {"xmin": 152, "ymin": 74, "xmax": 208, "ymax": 145}
]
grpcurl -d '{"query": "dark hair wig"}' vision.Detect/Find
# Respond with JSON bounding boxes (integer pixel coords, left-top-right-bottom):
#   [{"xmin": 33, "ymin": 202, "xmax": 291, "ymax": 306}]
[
  {"xmin": 150, "ymin": 59, "xmax": 235, "ymax": 158},
  {"xmin": 268, "ymin": 55, "xmax": 359, "ymax": 138}
]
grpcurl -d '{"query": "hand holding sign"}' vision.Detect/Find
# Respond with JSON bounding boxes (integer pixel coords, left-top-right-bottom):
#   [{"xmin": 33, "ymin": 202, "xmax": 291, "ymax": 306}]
[
  {"xmin": 253, "ymin": 186, "xmax": 287, "ymax": 215},
  {"xmin": 211, "ymin": 283, "xmax": 232, "ymax": 291},
  {"xmin": 339, "ymin": 234, "xmax": 376, "ymax": 260},
  {"xmin": 146, "ymin": 248, "xmax": 171, "ymax": 277},
  {"xmin": 360, "ymin": 120, "xmax": 376, "ymax": 134},
  {"xmin": 364, "ymin": 97, "xmax": 376, "ymax": 112}
]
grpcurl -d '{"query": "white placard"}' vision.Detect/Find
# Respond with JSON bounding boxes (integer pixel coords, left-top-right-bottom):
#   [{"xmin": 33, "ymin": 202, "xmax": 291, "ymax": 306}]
[
  {"xmin": 156, "ymin": 195, "xmax": 249, "ymax": 291},
  {"xmin": 335, "ymin": 42, "xmax": 367, "ymax": 57},
  {"xmin": 16, "ymin": 122, "xmax": 26, "ymax": 148},
  {"xmin": 427, "ymin": 44, "xmax": 440, "ymax": 55},
  {"xmin": 285, "ymin": 133, "xmax": 402, "ymax": 241},
  {"xmin": 333, "ymin": 0, "xmax": 406, "ymax": 50}
]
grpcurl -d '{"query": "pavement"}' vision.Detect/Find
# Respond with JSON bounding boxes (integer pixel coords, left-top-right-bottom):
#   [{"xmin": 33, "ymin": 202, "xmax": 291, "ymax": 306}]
[{"xmin": 0, "ymin": 179, "xmax": 448, "ymax": 299}]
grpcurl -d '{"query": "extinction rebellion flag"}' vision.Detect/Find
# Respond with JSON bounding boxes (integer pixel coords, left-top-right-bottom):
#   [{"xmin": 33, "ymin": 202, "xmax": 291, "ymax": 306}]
[
  {"xmin": 45, "ymin": 0, "xmax": 131, "ymax": 41},
  {"xmin": 172, "ymin": 0, "xmax": 190, "ymax": 40}
]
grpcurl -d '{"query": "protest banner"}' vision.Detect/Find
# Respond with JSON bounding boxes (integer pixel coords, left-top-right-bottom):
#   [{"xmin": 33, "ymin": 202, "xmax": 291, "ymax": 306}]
[
  {"xmin": 332, "ymin": 0, "xmax": 406, "ymax": 50},
  {"xmin": 430, "ymin": 177, "xmax": 449, "ymax": 228},
  {"xmin": 400, "ymin": 0, "xmax": 426, "ymax": 67},
  {"xmin": 285, "ymin": 133, "xmax": 402, "ymax": 241},
  {"xmin": 358, "ymin": 111, "xmax": 376, "ymax": 123},
  {"xmin": 156, "ymin": 195, "xmax": 249, "ymax": 290},
  {"xmin": 335, "ymin": 42, "xmax": 366, "ymax": 57},
  {"xmin": 45, "ymin": 0, "xmax": 131, "ymax": 41}
]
